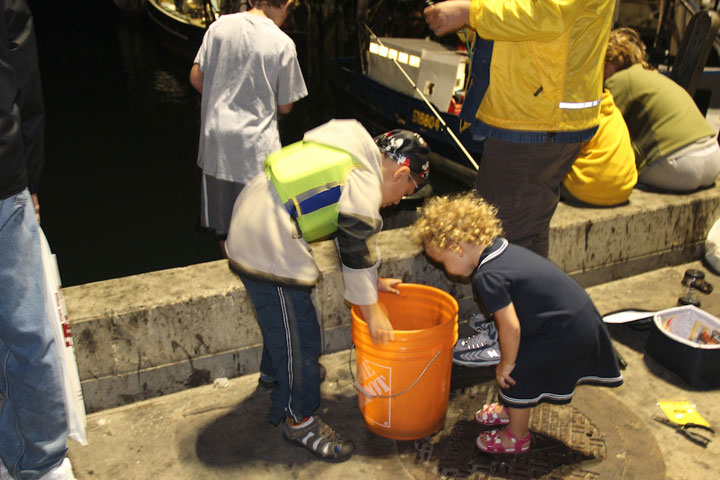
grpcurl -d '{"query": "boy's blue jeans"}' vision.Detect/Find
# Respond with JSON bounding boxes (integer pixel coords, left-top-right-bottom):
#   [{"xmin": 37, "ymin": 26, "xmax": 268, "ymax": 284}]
[
  {"xmin": 240, "ymin": 275, "xmax": 322, "ymax": 425},
  {"xmin": 0, "ymin": 189, "xmax": 68, "ymax": 479}
]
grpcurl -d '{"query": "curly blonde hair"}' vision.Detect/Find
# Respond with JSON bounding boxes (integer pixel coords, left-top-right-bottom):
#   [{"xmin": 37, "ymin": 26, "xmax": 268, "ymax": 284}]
[
  {"xmin": 411, "ymin": 192, "xmax": 503, "ymax": 250},
  {"xmin": 606, "ymin": 27, "xmax": 653, "ymax": 71}
]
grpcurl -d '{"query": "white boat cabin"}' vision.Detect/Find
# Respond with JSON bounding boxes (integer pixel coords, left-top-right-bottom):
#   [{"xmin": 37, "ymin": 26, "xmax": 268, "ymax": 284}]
[{"xmin": 367, "ymin": 37, "xmax": 468, "ymax": 113}]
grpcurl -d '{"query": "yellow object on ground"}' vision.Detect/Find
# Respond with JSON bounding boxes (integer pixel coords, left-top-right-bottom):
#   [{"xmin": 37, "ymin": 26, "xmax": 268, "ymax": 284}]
[{"xmin": 657, "ymin": 399, "xmax": 711, "ymax": 427}]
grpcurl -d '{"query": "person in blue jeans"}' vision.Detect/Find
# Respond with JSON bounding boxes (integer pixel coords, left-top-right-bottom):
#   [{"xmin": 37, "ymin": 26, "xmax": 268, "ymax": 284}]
[{"xmin": 0, "ymin": 1, "xmax": 76, "ymax": 478}]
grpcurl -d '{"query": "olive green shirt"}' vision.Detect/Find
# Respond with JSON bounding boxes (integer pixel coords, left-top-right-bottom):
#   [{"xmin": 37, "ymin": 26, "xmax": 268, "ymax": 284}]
[{"xmin": 605, "ymin": 64, "xmax": 715, "ymax": 172}]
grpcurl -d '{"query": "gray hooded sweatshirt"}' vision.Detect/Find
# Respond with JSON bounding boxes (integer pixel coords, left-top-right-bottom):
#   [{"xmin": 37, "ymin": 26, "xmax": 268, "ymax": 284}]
[{"xmin": 226, "ymin": 119, "xmax": 384, "ymax": 306}]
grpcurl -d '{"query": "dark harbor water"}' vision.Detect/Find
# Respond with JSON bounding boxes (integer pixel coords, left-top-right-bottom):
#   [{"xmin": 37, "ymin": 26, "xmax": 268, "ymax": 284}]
[
  {"xmin": 28, "ymin": 1, "xmax": 470, "ymax": 287},
  {"xmin": 30, "ymin": 1, "xmax": 217, "ymax": 286}
]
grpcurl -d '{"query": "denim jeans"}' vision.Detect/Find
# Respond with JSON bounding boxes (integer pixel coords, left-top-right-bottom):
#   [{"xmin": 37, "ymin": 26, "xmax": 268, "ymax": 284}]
[
  {"xmin": 0, "ymin": 189, "xmax": 68, "ymax": 479},
  {"xmin": 240, "ymin": 275, "xmax": 321, "ymax": 425}
]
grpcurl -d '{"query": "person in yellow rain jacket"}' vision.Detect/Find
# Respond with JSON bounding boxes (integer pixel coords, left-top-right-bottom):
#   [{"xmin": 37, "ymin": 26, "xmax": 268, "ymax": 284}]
[{"xmin": 424, "ymin": 0, "xmax": 615, "ymax": 256}]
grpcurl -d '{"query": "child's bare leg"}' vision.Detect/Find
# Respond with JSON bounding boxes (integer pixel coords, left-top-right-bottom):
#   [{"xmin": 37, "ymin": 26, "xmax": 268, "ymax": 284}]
[
  {"xmin": 487, "ymin": 407, "xmax": 531, "ymax": 448},
  {"xmin": 507, "ymin": 407, "xmax": 531, "ymax": 439}
]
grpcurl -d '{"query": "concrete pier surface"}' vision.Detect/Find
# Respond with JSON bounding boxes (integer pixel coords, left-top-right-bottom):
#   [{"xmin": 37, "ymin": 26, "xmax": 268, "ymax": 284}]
[{"xmin": 65, "ymin": 260, "xmax": 720, "ymax": 480}]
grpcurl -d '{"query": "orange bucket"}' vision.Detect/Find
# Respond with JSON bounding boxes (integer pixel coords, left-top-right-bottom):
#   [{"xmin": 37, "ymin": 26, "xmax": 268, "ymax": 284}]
[{"xmin": 351, "ymin": 283, "xmax": 458, "ymax": 440}]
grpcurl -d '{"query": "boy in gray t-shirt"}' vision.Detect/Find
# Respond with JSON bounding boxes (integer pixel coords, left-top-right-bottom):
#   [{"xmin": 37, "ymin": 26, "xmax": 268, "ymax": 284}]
[{"xmin": 190, "ymin": 0, "xmax": 307, "ymax": 254}]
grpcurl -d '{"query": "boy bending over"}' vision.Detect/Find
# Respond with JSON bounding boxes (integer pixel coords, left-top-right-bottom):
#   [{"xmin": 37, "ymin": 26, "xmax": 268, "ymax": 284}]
[{"xmin": 226, "ymin": 119, "xmax": 430, "ymax": 462}]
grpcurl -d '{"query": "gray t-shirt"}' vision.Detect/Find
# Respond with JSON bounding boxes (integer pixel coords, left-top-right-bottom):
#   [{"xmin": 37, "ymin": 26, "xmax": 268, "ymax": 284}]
[{"xmin": 194, "ymin": 12, "xmax": 307, "ymax": 183}]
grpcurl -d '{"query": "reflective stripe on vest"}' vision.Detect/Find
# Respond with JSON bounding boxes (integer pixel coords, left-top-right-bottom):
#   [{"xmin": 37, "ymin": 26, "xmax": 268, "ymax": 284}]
[{"xmin": 265, "ymin": 141, "xmax": 361, "ymax": 242}]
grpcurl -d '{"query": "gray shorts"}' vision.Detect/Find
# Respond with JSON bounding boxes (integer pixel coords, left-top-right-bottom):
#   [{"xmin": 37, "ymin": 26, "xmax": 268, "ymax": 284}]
[
  {"xmin": 638, "ymin": 135, "xmax": 720, "ymax": 192},
  {"xmin": 200, "ymin": 173, "xmax": 245, "ymax": 240}
]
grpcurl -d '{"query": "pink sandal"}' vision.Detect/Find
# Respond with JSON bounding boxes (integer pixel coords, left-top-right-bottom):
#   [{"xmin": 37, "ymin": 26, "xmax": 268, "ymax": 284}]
[
  {"xmin": 474, "ymin": 403, "xmax": 510, "ymax": 426},
  {"xmin": 476, "ymin": 428, "xmax": 531, "ymax": 454}
]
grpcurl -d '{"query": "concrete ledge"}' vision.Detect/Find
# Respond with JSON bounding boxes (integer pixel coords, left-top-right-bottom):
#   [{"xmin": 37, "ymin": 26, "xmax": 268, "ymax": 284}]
[
  {"xmin": 64, "ymin": 184, "xmax": 720, "ymax": 412},
  {"xmin": 550, "ymin": 186, "xmax": 720, "ymax": 285}
]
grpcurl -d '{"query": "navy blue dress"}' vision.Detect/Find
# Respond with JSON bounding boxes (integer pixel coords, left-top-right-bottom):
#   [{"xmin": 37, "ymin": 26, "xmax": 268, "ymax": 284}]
[{"xmin": 472, "ymin": 238, "xmax": 623, "ymax": 408}]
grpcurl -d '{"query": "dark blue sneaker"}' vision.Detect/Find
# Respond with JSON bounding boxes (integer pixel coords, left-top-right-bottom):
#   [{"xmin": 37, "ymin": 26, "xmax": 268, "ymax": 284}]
[
  {"xmin": 468, "ymin": 313, "xmax": 491, "ymax": 332},
  {"xmin": 465, "ymin": 318, "xmax": 498, "ymax": 343},
  {"xmin": 258, "ymin": 371, "xmax": 277, "ymax": 389},
  {"xmin": 453, "ymin": 322, "xmax": 501, "ymax": 367}
]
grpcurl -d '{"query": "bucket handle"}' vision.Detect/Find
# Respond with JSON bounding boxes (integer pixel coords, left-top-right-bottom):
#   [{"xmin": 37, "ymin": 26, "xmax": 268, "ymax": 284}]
[{"xmin": 348, "ymin": 345, "xmax": 441, "ymax": 400}]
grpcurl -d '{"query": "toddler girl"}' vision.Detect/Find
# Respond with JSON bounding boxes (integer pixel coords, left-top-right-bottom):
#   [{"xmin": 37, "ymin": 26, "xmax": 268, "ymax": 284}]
[{"xmin": 412, "ymin": 192, "xmax": 623, "ymax": 454}]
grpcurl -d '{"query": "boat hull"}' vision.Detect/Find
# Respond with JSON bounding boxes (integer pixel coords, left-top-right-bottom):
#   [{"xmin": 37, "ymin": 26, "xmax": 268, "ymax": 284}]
[{"xmin": 145, "ymin": 0, "xmax": 206, "ymax": 49}]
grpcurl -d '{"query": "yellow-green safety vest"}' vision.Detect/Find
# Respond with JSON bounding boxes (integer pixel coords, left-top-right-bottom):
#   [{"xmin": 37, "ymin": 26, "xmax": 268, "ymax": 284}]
[{"xmin": 265, "ymin": 141, "xmax": 362, "ymax": 242}]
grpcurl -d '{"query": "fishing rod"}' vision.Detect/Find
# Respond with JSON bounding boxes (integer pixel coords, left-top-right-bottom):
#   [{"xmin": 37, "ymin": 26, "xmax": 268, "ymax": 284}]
[{"xmin": 361, "ymin": 22, "xmax": 480, "ymax": 171}]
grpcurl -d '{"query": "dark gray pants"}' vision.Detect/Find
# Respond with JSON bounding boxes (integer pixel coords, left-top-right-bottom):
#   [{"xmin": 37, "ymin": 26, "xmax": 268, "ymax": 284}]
[
  {"xmin": 474, "ymin": 139, "xmax": 581, "ymax": 257},
  {"xmin": 200, "ymin": 173, "xmax": 244, "ymax": 240}
]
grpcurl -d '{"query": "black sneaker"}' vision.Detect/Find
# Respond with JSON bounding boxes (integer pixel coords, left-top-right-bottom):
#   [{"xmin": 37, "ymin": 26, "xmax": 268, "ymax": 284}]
[
  {"xmin": 257, "ymin": 372, "xmax": 276, "ymax": 389},
  {"xmin": 282, "ymin": 416, "xmax": 354, "ymax": 463},
  {"xmin": 258, "ymin": 364, "xmax": 327, "ymax": 389}
]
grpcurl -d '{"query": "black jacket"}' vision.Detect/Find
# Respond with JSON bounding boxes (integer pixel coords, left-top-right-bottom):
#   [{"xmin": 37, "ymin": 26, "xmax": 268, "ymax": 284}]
[{"xmin": 0, "ymin": 0, "xmax": 44, "ymax": 200}]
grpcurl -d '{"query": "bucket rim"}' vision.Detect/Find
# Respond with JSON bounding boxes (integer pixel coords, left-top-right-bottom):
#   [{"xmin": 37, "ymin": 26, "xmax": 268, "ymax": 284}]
[
  {"xmin": 352, "ymin": 318, "xmax": 458, "ymax": 338},
  {"xmin": 351, "ymin": 283, "xmax": 459, "ymax": 334}
]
